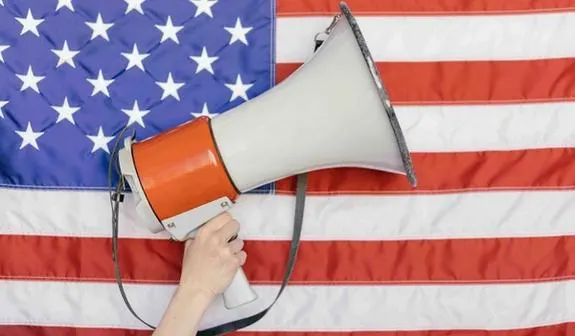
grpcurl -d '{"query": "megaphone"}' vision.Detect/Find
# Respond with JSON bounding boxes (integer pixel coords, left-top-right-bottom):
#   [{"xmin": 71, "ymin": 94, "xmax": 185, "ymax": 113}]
[{"xmin": 116, "ymin": 0, "xmax": 416, "ymax": 312}]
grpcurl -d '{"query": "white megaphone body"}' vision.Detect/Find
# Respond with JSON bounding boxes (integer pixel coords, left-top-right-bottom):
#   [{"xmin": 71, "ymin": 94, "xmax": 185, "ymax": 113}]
[{"xmin": 117, "ymin": 1, "xmax": 416, "ymax": 312}]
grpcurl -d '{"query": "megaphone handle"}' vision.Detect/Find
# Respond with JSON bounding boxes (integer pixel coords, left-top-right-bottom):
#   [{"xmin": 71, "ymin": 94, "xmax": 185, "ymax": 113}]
[{"xmin": 222, "ymin": 266, "xmax": 258, "ymax": 309}]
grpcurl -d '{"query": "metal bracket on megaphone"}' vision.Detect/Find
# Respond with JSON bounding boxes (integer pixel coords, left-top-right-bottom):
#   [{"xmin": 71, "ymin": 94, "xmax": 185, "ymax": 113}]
[{"xmin": 314, "ymin": 12, "xmax": 341, "ymax": 49}]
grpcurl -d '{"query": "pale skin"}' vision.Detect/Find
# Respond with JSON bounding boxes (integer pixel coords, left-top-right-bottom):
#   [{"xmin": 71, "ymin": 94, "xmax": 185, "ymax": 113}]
[{"xmin": 152, "ymin": 212, "xmax": 247, "ymax": 336}]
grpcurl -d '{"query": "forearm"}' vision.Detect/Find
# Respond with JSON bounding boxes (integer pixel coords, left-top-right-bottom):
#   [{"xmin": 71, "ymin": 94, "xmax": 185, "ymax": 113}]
[{"xmin": 153, "ymin": 285, "xmax": 215, "ymax": 336}]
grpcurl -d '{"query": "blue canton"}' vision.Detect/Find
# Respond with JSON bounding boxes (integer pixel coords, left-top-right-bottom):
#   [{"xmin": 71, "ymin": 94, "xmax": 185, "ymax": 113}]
[{"xmin": 0, "ymin": 0, "xmax": 275, "ymax": 193}]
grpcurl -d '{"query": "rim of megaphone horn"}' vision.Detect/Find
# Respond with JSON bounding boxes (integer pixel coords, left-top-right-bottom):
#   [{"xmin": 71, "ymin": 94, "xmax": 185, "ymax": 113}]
[{"xmin": 337, "ymin": 1, "xmax": 417, "ymax": 188}]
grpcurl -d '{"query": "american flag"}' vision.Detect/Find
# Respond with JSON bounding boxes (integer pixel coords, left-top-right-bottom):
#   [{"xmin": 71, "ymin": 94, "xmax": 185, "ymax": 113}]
[{"xmin": 1, "ymin": 0, "xmax": 575, "ymax": 334}]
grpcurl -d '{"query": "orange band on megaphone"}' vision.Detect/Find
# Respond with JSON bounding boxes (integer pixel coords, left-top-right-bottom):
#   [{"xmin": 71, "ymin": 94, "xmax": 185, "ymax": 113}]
[{"xmin": 131, "ymin": 116, "xmax": 238, "ymax": 221}]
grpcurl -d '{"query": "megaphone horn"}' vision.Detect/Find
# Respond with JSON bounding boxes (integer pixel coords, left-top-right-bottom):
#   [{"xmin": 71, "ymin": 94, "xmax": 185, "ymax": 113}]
[{"xmin": 116, "ymin": 0, "xmax": 416, "ymax": 312}]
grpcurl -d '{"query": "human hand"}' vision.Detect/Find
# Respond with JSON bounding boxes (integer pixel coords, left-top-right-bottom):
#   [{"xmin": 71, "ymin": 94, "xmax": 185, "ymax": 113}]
[
  {"xmin": 153, "ymin": 213, "xmax": 246, "ymax": 336},
  {"xmin": 178, "ymin": 212, "xmax": 247, "ymax": 299}
]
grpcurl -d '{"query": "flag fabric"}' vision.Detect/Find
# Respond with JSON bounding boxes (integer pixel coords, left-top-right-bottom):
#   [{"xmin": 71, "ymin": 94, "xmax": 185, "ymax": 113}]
[{"xmin": 1, "ymin": 0, "xmax": 574, "ymax": 334}]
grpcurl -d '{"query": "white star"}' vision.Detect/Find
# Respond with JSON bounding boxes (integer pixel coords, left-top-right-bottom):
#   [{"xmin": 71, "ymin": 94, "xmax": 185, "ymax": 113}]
[
  {"xmin": 51, "ymin": 41, "xmax": 79, "ymax": 68},
  {"xmin": 86, "ymin": 126, "xmax": 114, "ymax": 154},
  {"xmin": 191, "ymin": 102, "xmax": 217, "ymax": 119},
  {"xmin": 0, "ymin": 100, "xmax": 7, "ymax": 118},
  {"xmin": 0, "ymin": 0, "xmax": 3, "ymax": 6},
  {"xmin": 224, "ymin": 18, "xmax": 252, "ymax": 45},
  {"xmin": 121, "ymin": 44, "xmax": 149, "ymax": 71},
  {"xmin": 0, "ymin": 45, "xmax": 8, "ymax": 62},
  {"xmin": 224, "ymin": 74, "xmax": 253, "ymax": 102},
  {"xmin": 15, "ymin": 9, "xmax": 44, "ymax": 37},
  {"xmin": 122, "ymin": 101, "xmax": 150, "ymax": 127},
  {"xmin": 86, "ymin": 13, "xmax": 113, "ymax": 41},
  {"xmin": 156, "ymin": 72, "xmax": 184, "ymax": 100},
  {"xmin": 15, "ymin": 122, "xmax": 44, "ymax": 150},
  {"xmin": 155, "ymin": 16, "xmax": 183, "ymax": 44},
  {"xmin": 56, "ymin": 0, "xmax": 74, "ymax": 11},
  {"xmin": 87, "ymin": 69, "xmax": 114, "ymax": 97},
  {"xmin": 125, "ymin": 0, "xmax": 145, "ymax": 14},
  {"xmin": 190, "ymin": 46, "xmax": 218, "ymax": 75},
  {"xmin": 190, "ymin": 0, "xmax": 217, "ymax": 18},
  {"xmin": 51, "ymin": 97, "xmax": 80, "ymax": 124},
  {"xmin": 16, "ymin": 66, "xmax": 45, "ymax": 93}
]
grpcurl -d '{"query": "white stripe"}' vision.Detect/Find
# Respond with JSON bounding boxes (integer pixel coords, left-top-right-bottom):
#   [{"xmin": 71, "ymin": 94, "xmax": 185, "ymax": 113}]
[
  {"xmin": 398, "ymin": 101, "xmax": 575, "ymax": 152},
  {"xmin": 2, "ymin": 187, "xmax": 575, "ymax": 240},
  {"xmin": 0, "ymin": 279, "xmax": 573, "ymax": 330},
  {"xmin": 211, "ymin": 100, "xmax": 575, "ymax": 153},
  {"xmin": 276, "ymin": 12, "xmax": 575, "ymax": 62}
]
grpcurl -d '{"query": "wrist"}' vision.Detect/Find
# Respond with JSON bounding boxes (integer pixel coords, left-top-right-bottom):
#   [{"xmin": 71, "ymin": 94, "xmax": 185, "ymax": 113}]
[
  {"xmin": 176, "ymin": 281, "xmax": 216, "ymax": 307},
  {"xmin": 152, "ymin": 283, "xmax": 216, "ymax": 336}
]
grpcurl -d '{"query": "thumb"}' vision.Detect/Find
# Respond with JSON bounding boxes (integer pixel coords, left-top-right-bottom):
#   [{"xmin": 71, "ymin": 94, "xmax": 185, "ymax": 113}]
[{"xmin": 183, "ymin": 238, "xmax": 194, "ymax": 252}]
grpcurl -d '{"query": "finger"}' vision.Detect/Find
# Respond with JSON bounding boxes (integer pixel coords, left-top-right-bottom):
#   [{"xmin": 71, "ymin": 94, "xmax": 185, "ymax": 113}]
[
  {"xmin": 183, "ymin": 238, "xmax": 194, "ymax": 252},
  {"xmin": 228, "ymin": 238, "xmax": 244, "ymax": 254},
  {"xmin": 203, "ymin": 212, "xmax": 233, "ymax": 233},
  {"xmin": 235, "ymin": 251, "xmax": 247, "ymax": 266},
  {"xmin": 216, "ymin": 219, "xmax": 240, "ymax": 243}
]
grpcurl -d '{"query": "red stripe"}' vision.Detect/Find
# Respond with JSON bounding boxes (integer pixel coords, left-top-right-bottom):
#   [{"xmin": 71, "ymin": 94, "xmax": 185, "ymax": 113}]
[
  {"xmin": 277, "ymin": 0, "xmax": 575, "ymax": 15},
  {"xmin": 2, "ymin": 322, "xmax": 574, "ymax": 336},
  {"xmin": 274, "ymin": 148, "xmax": 575, "ymax": 195},
  {"xmin": 1, "ymin": 235, "xmax": 573, "ymax": 284},
  {"xmin": 275, "ymin": 59, "xmax": 575, "ymax": 105},
  {"xmin": 0, "ymin": 326, "xmax": 148, "ymax": 336}
]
